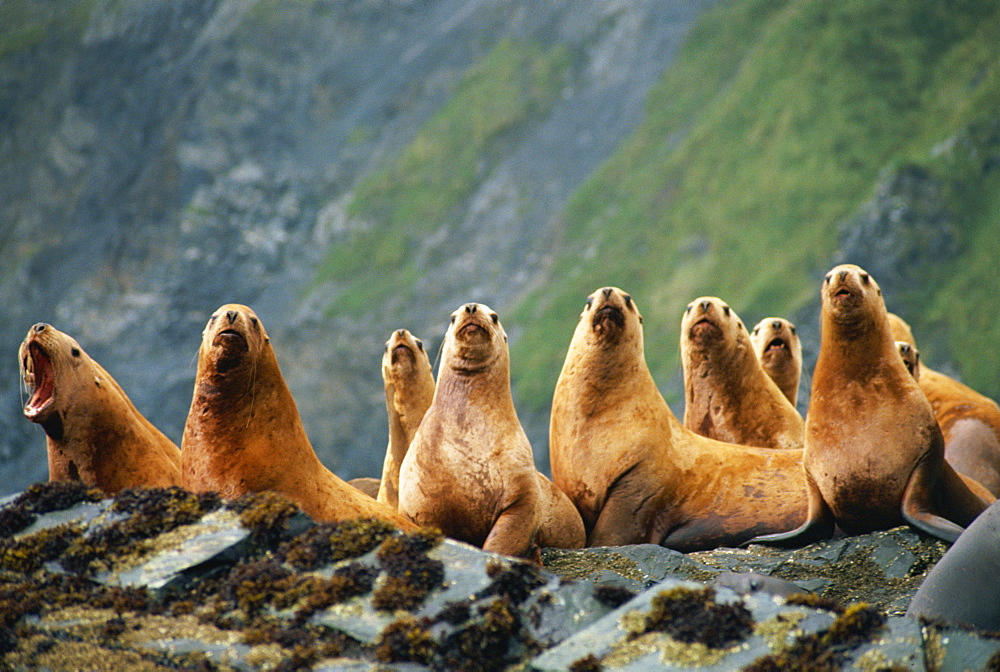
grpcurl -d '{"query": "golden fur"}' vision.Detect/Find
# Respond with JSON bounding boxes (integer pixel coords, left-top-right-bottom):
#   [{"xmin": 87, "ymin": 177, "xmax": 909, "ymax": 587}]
[{"xmin": 19, "ymin": 323, "xmax": 181, "ymax": 494}]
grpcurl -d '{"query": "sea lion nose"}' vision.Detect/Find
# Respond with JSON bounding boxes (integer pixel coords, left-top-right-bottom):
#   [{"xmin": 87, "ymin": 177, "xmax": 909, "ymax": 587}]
[
  {"xmin": 772, "ymin": 320, "xmax": 782, "ymax": 330},
  {"xmin": 603, "ymin": 288, "xmax": 613, "ymax": 299},
  {"xmin": 465, "ymin": 304, "xmax": 477, "ymax": 314},
  {"xmin": 838, "ymin": 270, "xmax": 848, "ymax": 282},
  {"xmin": 33, "ymin": 323, "xmax": 48, "ymax": 333},
  {"xmin": 397, "ymin": 329, "xmax": 405, "ymax": 338},
  {"xmin": 900, "ymin": 343, "xmax": 911, "ymax": 354},
  {"xmin": 700, "ymin": 300, "xmax": 711, "ymax": 313},
  {"xmin": 227, "ymin": 310, "xmax": 238, "ymax": 324}
]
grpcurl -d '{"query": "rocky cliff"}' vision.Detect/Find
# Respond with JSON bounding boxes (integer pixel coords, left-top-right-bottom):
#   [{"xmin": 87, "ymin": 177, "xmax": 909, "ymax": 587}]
[{"xmin": 0, "ymin": 0, "xmax": 716, "ymax": 492}]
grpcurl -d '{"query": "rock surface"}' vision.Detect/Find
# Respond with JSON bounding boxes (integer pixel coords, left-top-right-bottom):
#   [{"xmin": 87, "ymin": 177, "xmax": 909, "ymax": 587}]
[{"xmin": 2, "ymin": 482, "xmax": 998, "ymax": 670}]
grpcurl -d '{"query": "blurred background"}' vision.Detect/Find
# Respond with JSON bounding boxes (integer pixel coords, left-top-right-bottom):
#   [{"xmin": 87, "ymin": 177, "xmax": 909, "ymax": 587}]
[{"xmin": 2, "ymin": 0, "xmax": 998, "ymax": 495}]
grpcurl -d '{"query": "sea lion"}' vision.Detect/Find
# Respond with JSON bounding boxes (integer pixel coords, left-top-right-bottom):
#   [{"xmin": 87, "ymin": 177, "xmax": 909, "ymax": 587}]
[
  {"xmin": 549, "ymin": 287, "xmax": 807, "ymax": 552},
  {"xmin": 749, "ymin": 265, "xmax": 990, "ymax": 547},
  {"xmin": 681, "ymin": 297, "xmax": 804, "ymax": 450},
  {"xmin": 889, "ymin": 313, "xmax": 1000, "ymax": 497},
  {"xmin": 750, "ymin": 317, "xmax": 803, "ymax": 406},
  {"xmin": 376, "ymin": 328, "xmax": 435, "ymax": 508},
  {"xmin": 906, "ymin": 498, "xmax": 1000, "ymax": 631},
  {"xmin": 181, "ymin": 304, "xmax": 415, "ymax": 530},
  {"xmin": 397, "ymin": 303, "xmax": 585, "ymax": 559},
  {"xmin": 18, "ymin": 323, "xmax": 182, "ymax": 494},
  {"xmin": 896, "ymin": 341, "xmax": 921, "ymax": 381}
]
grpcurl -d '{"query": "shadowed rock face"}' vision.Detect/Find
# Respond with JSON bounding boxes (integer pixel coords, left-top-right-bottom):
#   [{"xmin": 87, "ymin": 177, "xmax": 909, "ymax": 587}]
[
  {"xmin": 0, "ymin": 0, "xmax": 716, "ymax": 494},
  {"xmin": 3, "ymin": 482, "xmax": 999, "ymax": 670}
]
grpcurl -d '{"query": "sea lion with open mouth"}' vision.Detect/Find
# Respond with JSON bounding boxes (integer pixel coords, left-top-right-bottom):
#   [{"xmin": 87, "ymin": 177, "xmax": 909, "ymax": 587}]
[{"xmin": 19, "ymin": 323, "xmax": 181, "ymax": 494}]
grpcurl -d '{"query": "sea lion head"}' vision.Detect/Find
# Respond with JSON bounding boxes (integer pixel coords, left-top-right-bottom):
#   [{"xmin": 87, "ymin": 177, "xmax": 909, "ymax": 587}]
[
  {"xmin": 383, "ymin": 329, "xmax": 430, "ymax": 377},
  {"xmin": 750, "ymin": 317, "xmax": 801, "ymax": 369},
  {"xmin": 443, "ymin": 302, "xmax": 507, "ymax": 375},
  {"xmin": 897, "ymin": 341, "xmax": 921, "ymax": 381},
  {"xmin": 579, "ymin": 286, "xmax": 643, "ymax": 348},
  {"xmin": 197, "ymin": 304, "xmax": 271, "ymax": 383},
  {"xmin": 681, "ymin": 296, "xmax": 748, "ymax": 358},
  {"xmin": 821, "ymin": 264, "xmax": 884, "ymax": 338},
  {"xmin": 19, "ymin": 323, "xmax": 98, "ymax": 434}
]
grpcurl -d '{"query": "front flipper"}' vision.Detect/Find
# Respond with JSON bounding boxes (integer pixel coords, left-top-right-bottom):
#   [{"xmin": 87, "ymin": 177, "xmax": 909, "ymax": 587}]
[
  {"xmin": 901, "ymin": 458, "xmax": 976, "ymax": 544},
  {"xmin": 743, "ymin": 475, "xmax": 833, "ymax": 548}
]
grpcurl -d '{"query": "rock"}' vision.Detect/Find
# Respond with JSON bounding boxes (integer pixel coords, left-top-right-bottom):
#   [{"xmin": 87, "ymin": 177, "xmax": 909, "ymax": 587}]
[{"xmin": 2, "ymin": 483, "xmax": 1000, "ymax": 669}]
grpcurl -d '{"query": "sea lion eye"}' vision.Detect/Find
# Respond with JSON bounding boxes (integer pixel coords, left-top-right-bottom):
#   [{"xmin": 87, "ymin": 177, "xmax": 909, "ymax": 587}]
[
  {"xmin": 250, "ymin": 317, "xmax": 259, "ymax": 329},
  {"xmin": 685, "ymin": 305, "xmax": 692, "ymax": 314},
  {"xmin": 624, "ymin": 295, "xmax": 632, "ymax": 308},
  {"xmin": 824, "ymin": 273, "xmax": 832, "ymax": 284},
  {"xmin": 450, "ymin": 315, "xmax": 456, "ymax": 324},
  {"xmin": 752, "ymin": 326, "xmax": 759, "ymax": 335},
  {"xmin": 723, "ymin": 305, "xmax": 730, "ymax": 317},
  {"xmin": 71, "ymin": 347, "xmax": 80, "ymax": 358},
  {"xmin": 860, "ymin": 273, "xmax": 870, "ymax": 285},
  {"xmin": 585, "ymin": 296, "xmax": 594, "ymax": 309},
  {"xmin": 491, "ymin": 313, "xmax": 499, "ymax": 324},
  {"xmin": 790, "ymin": 326, "xmax": 797, "ymax": 335},
  {"xmin": 416, "ymin": 339, "xmax": 424, "ymax": 351}
]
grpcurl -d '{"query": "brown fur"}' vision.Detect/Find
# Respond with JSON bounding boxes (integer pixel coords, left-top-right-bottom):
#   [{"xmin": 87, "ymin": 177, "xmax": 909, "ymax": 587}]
[
  {"xmin": 397, "ymin": 303, "xmax": 584, "ymax": 559},
  {"xmin": 889, "ymin": 313, "xmax": 1000, "ymax": 497},
  {"xmin": 752, "ymin": 267, "xmax": 991, "ymax": 547},
  {"xmin": 549, "ymin": 287, "xmax": 807, "ymax": 552},
  {"xmin": 377, "ymin": 328, "xmax": 435, "ymax": 508},
  {"xmin": 682, "ymin": 298, "xmax": 804, "ymax": 450},
  {"xmin": 19, "ymin": 323, "xmax": 181, "ymax": 494},
  {"xmin": 181, "ymin": 304, "xmax": 414, "ymax": 529},
  {"xmin": 750, "ymin": 317, "xmax": 803, "ymax": 407}
]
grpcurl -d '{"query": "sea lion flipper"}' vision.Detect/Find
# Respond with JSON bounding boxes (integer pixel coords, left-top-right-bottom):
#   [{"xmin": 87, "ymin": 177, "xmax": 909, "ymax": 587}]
[
  {"xmin": 901, "ymin": 458, "xmax": 981, "ymax": 544},
  {"xmin": 744, "ymin": 477, "xmax": 833, "ymax": 548}
]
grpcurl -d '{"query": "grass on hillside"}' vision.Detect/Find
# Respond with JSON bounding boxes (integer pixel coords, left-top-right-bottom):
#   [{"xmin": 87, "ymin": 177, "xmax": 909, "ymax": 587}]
[
  {"xmin": 509, "ymin": 0, "xmax": 1000, "ymax": 406},
  {"xmin": 315, "ymin": 38, "xmax": 571, "ymax": 315}
]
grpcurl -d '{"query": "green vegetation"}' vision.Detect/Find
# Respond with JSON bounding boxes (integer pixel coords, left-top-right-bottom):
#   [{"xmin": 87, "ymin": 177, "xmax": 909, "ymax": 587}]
[
  {"xmin": 316, "ymin": 39, "xmax": 571, "ymax": 314},
  {"xmin": 510, "ymin": 0, "xmax": 1000, "ymax": 406}
]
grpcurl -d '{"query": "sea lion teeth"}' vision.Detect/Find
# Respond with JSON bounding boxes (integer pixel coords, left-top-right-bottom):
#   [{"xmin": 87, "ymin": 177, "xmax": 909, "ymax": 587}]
[{"xmin": 18, "ymin": 322, "xmax": 181, "ymax": 494}]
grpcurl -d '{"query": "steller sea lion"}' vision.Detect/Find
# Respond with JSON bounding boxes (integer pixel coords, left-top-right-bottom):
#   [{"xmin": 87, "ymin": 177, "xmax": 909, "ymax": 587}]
[
  {"xmin": 889, "ymin": 312, "xmax": 1000, "ymax": 497},
  {"xmin": 376, "ymin": 328, "xmax": 435, "ymax": 508},
  {"xmin": 896, "ymin": 341, "xmax": 921, "ymax": 381},
  {"xmin": 397, "ymin": 303, "xmax": 585, "ymax": 559},
  {"xmin": 181, "ymin": 304, "xmax": 415, "ymax": 530},
  {"xmin": 18, "ymin": 323, "xmax": 181, "ymax": 494},
  {"xmin": 749, "ymin": 266, "xmax": 991, "ymax": 547},
  {"xmin": 549, "ymin": 287, "xmax": 807, "ymax": 552},
  {"xmin": 681, "ymin": 297, "xmax": 804, "ymax": 450},
  {"xmin": 750, "ymin": 317, "xmax": 803, "ymax": 407}
]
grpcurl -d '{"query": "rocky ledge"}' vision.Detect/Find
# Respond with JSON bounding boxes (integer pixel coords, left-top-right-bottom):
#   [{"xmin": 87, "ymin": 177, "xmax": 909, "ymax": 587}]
[{"xmin": 1, "ymin": 482, "xmax": 997, "ymax": 671}]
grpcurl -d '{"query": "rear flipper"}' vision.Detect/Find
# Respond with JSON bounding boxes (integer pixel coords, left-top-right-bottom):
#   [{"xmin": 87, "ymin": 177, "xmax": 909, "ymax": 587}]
[{"xmin": 743, "ymin": 476, "xmax": 834, "ymax": 548}]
